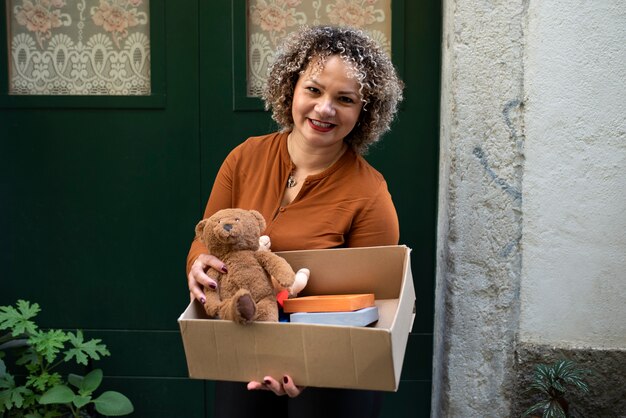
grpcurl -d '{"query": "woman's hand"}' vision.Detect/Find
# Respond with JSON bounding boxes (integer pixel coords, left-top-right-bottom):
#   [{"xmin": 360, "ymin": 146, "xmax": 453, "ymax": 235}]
[
  {"xmin": 187, "ymin": 254, "xmax": 227, "ymax": 303},
  {"xmin": 247, "ymin": 375, "xmax": 305, "ymax": 398}
]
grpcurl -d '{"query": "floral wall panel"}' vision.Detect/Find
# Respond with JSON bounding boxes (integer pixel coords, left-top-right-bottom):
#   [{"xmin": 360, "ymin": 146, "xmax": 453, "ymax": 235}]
[
  {"xmin": 247, "ymin": 0, "xmax": 392, "ymax": 96},
  {"xmin": 7, "ymin": 0, "xmax": 151, "ymax": 95}
]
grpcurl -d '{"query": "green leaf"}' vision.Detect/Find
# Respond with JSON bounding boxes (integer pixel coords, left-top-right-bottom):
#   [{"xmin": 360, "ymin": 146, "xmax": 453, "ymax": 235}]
[
  {"xmin": 39, "ymin": 385, "xmax": 75, "ymax": 405},
  {"xmin": 0, "ymin": 373, "xmax": 12, "ymax": 390},
  {"xmin": 521, "ymin": 400, "xmax": 549, "ymax": 417},
  {"xmin": 551, "ymin": 379, "xmax": 566, "ymax": 394},
  {"xmin": 69, "ymin": 369, "xmax": 103, "ymax": 396},
  {"xmin": 93, "ymin": 391, "xmax": 134, "ymax": 416},
  {"xmin": 572, "ymin": 378, "xmax": 590, "ymax": 393},
  {"xmin": 29, "ymin": 329, "xmax": 70, "ymax": 364},
  {"xmin": 26, "ymin": 371, "xmax": 62, "ymax": 391},
  {"xmin": 0, "ymin": 300, "xmax": 40, "ymax": 337},
  {"xmin": 543, "ymin": 399, "xmax": 567, "ymax": 418},
  {"xmin": 0, "ymin": 358, "xmax": 5, "ymax": 378},
  {"xmin": 16, "ymin": 348, "xmax": 40, "ymax": 368},
  {"xmin": 64, "ymin": 331, "xmax": 110, "ymax": 365},
  {"xmin": 529, "ymin": 380, "xmax": 550, "ymax": 395},
  {"xmin": 0, "ymin": 375, "xmax": 33, "ymax": 410},
  {"xmin": 81, "ymin": 369, "xmax": 103, "ymax": 394},
  {"xmin": 68, "ymin": 373, "xmax": 84, "ymax": 389},
  {"xmin": 73, "ymin": 394, "xmax": 92, "ymax": 409},
  {"xmin": 528, "ymin": 358, "xmax": 591, "ymax": 395},
  {"xmin": 20, "ymin": 388, "xmax": 38, "ymax": 410}
]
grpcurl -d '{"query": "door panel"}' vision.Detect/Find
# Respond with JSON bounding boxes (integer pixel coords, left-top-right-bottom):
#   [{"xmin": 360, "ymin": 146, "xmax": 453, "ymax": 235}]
[
  {"xmin": 1, "ymin": 0, "xmax": 198, "ymax": 330},
  {"xmin": 0, "ymin": 0, "xmax": 205, "ymax": 415}
]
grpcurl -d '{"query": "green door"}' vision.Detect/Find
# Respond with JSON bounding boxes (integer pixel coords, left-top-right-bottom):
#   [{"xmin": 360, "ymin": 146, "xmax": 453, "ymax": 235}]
[
  {"xmin": 1, "ymin": 0, "xmax": 205, "ymax": 415},
  {"xmin": 0, "ymin": 0, "xmax": 439, "ymax": 416}
]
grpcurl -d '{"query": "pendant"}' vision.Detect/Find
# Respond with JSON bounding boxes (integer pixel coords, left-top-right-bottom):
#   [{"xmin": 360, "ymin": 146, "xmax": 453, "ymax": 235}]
[{"xmin": 287, "ymin": 174, "xmax": 297, "ymax": 188}]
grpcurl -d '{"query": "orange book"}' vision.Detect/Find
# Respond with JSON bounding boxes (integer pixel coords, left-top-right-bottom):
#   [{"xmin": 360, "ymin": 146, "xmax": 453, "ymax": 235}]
[{"xmin": 283, "ymin": 294, "xmax": 375, "ymax": 313}]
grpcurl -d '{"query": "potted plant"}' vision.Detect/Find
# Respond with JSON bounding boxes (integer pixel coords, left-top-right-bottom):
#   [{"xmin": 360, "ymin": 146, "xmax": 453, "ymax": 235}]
[
  {"xmin": 521, "ymin": 358, "xmax": 590, "ymax": 418},
  {"xmin": 0, "ymin": 299, "xmax": 134, "ymax": 417}
]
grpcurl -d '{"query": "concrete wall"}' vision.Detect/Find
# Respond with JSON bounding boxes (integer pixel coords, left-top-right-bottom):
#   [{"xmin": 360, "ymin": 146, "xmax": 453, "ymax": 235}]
[
  {"xmin": 520, "ymin": 1, "xmax": 626, "ymax": 348},
  {"xmin": 434, "ymin": 0, "xmax": 626, "ymax": 416},
  {"xmin": 515, "ymin": 3, "xmax": 626, "ymax": 415}
]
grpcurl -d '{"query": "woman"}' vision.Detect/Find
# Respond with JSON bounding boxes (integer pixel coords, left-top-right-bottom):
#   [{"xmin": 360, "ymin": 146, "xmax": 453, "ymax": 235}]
[{"xmin": 186, "ymin": 25, "xmax": 404, "ymax": 418}]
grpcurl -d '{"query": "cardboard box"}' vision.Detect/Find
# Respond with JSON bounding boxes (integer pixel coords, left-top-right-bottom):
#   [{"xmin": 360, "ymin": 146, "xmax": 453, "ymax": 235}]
[{"xmin": 178, "ymin": 245, "xmax": 415, "ymax": 392}]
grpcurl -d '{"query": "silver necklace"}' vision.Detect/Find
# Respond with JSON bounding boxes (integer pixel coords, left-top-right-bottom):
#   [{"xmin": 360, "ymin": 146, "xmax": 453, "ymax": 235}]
[
  {"xmin": 287, "ymin": 173, "xmax": 297, "ymax": 188},
  {"xmin": 285, "ymin": 135, "xmax": 346, "ymax": 189}
]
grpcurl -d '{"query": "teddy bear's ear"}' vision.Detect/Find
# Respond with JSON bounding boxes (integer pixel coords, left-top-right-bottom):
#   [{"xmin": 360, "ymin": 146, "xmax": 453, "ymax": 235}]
[
  {"xmin": 195, "ymin": 219, "xmax": 209, "ymax": 238},
  {"xmin": 250, "ymin": 210, "xmax": 266, "ymax": 232}
]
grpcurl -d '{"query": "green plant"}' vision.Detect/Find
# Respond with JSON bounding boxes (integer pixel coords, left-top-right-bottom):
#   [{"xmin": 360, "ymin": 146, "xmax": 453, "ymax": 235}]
[
  {"xmin": 521, "ymin": 358, "xmax": 590, "ymax": 418},
  {"xmin": 0, "ymin": 300, "xmax": 134, "ymax": 417}
]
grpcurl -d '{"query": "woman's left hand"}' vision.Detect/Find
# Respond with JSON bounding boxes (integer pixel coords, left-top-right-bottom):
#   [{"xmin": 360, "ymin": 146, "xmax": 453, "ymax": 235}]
[{"xmin": 247, "ymin": 375, "xmax": 305, "ymax": 398}]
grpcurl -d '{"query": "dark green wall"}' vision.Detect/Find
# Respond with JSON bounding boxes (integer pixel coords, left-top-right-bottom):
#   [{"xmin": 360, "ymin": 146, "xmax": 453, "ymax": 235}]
[{"xmin": 1, "ymin": 1, "xmax": 440, "ymax": 416}]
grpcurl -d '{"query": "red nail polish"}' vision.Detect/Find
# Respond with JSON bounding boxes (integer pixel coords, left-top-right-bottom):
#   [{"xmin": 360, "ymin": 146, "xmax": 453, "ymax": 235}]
[
  {"xmin": 263, "ymin": 379, "xmax": 271, "ymax": 385},
  {"xmin": 209, "ymin": 283, "xmax": 217, "ymax": 290},
  {"xmin": 283, "ymin": 376, "xmax": 288, "ymax": 384},
  {"xmin": 221, "ymin": 265, "xmax": 228, "ymax": 273},
  {"xmin": 200, "ymin": 297, "xmax": 206, "ymax": 305}
]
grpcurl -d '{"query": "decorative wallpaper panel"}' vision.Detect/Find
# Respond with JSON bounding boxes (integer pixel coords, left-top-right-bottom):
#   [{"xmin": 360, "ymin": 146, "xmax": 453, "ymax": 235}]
[
  {"xmin": 247, "ymin": 0, "xmax": 392, "ymax": 96},
  {"xmin": 6, "ymin": 0, "xmax": 151, "ymax": 95}
]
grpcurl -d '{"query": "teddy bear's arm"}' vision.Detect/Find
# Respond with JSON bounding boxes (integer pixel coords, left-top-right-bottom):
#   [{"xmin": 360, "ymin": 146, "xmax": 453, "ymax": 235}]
[
  {"xmin": 254, "ymin": 252, "xmax": 296, "ymax": 289},
  {"xmin": 202, "ymin": 268, "xmax": 222, "ymax": 318},
  {"xmin": 291, "ymin": 268, "xmax": 310, "ymax": 296}
]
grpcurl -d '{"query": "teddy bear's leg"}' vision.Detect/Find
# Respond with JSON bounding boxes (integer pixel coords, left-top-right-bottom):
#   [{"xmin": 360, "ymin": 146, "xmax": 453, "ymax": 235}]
[
  {"xmin": 219, "ymin": 289, "xmax": 257, "ymax": 324},
  {"xmin": 203, "ymin": 288, "xmax": 221, "ymax": 318},
  {"xmin": 255, "ymin": 295, "xmax": 279, "ymax": 322}
]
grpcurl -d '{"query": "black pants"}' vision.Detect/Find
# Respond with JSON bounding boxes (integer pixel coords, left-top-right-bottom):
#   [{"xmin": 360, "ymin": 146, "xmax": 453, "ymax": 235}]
[{"xmin": 214, "ymin": 381, "xmax": 383, "ymax": 418}]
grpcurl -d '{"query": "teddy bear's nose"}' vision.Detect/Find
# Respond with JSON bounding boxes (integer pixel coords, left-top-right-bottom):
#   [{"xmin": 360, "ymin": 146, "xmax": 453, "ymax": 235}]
[{"xmin": 223, "ymin": 223, "xmax": 233, "ymax": 232}]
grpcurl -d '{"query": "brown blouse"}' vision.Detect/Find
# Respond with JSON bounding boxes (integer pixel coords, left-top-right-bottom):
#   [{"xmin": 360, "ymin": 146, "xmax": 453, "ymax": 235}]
[{"xmin": 186, "ymin": 131, "xmax": 399, "ymax": 274}]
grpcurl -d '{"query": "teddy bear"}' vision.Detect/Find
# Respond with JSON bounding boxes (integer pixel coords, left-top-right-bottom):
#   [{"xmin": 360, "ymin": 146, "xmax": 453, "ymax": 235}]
[{"xmin": 194, "ymin": 208, "xmax": 307, "ymax": 324}]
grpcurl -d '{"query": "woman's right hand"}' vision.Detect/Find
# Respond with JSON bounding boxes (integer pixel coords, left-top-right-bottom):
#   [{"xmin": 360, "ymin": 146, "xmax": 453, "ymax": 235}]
[
  {"xmin": 247, "ymin": 375, "xmax": 305, "ymax": 398},
  {"xmin": 187, "ymin": 254, "xmax": 227, "ymax": 304}
]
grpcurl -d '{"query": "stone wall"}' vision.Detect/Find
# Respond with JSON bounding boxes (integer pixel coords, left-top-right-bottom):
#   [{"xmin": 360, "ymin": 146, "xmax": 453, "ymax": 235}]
[{"xmin": 433, "ymin": 0, "xmax": 527, "ymax": 416}]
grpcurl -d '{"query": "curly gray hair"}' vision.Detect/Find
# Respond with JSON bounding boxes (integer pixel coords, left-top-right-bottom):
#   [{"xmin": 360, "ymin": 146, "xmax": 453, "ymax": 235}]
[{"xmin": 263, "ymin": 25, "xmax": 404, "ymax": 155}]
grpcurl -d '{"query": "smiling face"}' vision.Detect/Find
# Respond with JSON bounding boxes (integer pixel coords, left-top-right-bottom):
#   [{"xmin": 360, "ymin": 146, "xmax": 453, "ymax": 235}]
[{"xmin": 290, "ymin": 55, "xmax": 363, "ymax": 151}]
